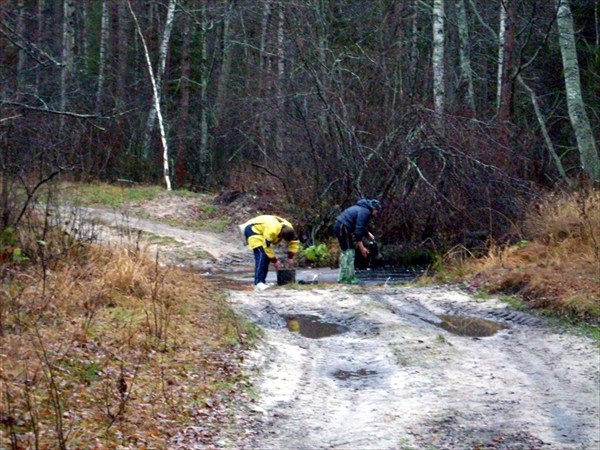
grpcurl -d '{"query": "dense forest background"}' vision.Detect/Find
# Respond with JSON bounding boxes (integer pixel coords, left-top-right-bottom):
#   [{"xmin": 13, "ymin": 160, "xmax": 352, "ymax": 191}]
[{"xmin": 1, "ymin": 0, "xmax": 598, "ymax": 247}]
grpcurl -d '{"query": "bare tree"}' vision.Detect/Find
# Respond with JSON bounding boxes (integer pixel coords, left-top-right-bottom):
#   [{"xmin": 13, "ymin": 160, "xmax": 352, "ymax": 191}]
[
  {"xmin": 59, "ymin": 0, "xmax": 75, "ymax": 123},
  {"xmin": 456, "ymin": 0, "xmax": 476, "ymax": 112},
  {"xmin": 128, "ymin": 0, "xmax": 173, "ymax": 190},
  {"xmin": 432, "ymin": 0, "xmax": 445, "ymax": 129},
  {"xmin": 141, "ymin": 0, "xmax": 177, "ymax": 160},
  {"xmin": 556, "ymin": 0, "xmax": 600, "ymax": 183},
  {"xmin": 96, "ymin": 0, "xmax": 109, "ymax": 113},
  {"xmin": 214, "ymin": 0, "xmax": 235, "ymax": 127}
]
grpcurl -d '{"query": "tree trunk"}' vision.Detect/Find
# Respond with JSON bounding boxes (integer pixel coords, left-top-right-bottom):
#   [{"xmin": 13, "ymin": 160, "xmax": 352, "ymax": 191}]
[
  {"xmin": 496, "ymin": 1, "xmax": 507, "ymax": 114},
  {"xmin": 35, "ymin": 0, "xmax": 45, "ymax": 95},
  {"xmin": 117, "ymin": 2, "xmax": 128, "ymax": 106},
  {"xmin": 60, "ymin": 0, "xmax": 75, "ymax": 118},
  {"xmin": 556, "ymin": 0, "xmax": 600, "ymax": 183},
  {"xmin": 128, "ymin": 0, "xmax": 172, "ymax": 191},
  {"xmin": 96, "ymin": 0, "xmax": 108, "ymax": 113},
  {"xmin": 432, "ymin": 0, "xmax": 445, "ymax": 130},
  {"xmin": 275, "ymin": 1, "xmax": 285, "ymax": 153},
  {"xmin": 517, "ymin": 74, "xmax": 569, "ymax": 183},
  {"xmin": 175, "ymin": 5, "xmax": 191, "ymax": 184},
  {"xmin": 456, "ymin": 0, "xmax": 476, "ymax": 113},
  {"xmin": 16, "ymin": 0, "xmax": 26, "ymax": 94},
  {"xmin": 410, "ymin": 0, "xmax": 419, "ymax": 83},
  {"xmin": 497, "ymin": 0, "xmax": 516, "ymax": 123},
  {"xmin": 258, "ymin": 0, "xmax": 272, "ymax": 157},
  {"xmin": 214, "ymin": 0, "xmax": 234, "ymax": 127},
  {"xmin": 141, "ymin": 0, "xmax": 177, "ymax": 159},
  {"xmin": 199, "ymin": 2, "xmax": 210, "ymax": 179}
]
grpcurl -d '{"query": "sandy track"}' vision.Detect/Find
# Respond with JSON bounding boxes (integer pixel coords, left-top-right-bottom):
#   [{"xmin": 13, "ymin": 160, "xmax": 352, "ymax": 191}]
[{"xmin": 226, "ymin": 285, "xmax": 599, "ymax": 450}]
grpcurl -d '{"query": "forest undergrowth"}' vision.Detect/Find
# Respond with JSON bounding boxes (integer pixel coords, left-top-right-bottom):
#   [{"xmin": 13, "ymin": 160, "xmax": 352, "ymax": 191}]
[
  {"xmin": 436, "ymin": 189, "xmax": 600, "ymax": 333},
  {"xmin": 0, "ymin": 219, "xmax": 256, "ymax": 448}
]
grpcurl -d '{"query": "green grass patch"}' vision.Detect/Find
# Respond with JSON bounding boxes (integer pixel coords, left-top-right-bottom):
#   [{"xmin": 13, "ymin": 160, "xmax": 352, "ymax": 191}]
[
  {"xmin": 143, "ymin": 232, "xmax": 185, "ymax": 247},
  {"xmin": 64, "ymin": 182, "xmax": 164, "ymax": 208},
  {"xmin": 499, "ymin": 295, "xmax": 600, "ymax": 343}
]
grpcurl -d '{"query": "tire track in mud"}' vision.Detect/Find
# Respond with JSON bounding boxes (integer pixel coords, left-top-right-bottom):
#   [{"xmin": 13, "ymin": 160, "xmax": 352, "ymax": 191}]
[{"xmin": 226, "ymin": 285, "xmax": 599, "ymax": 450}]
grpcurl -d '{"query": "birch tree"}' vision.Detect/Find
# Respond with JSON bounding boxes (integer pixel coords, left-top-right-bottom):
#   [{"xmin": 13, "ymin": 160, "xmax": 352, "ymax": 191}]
[
  {"xmin": 96, "ymin": 0, "xmax": 109, "ymax": 113},
  {"xmin": 214, "ymin": 0, "xmax": 234, "ymax": 127},
  {"xmin": 432, "ymin": 0, "xmax": 445, "ymax": 129},
  {"xmin": 16, "ymin": 0, "xmax": 26, "ymax": 93},
  {"xmin": 496, "ymin": 1, "xmax": 507, "ymax": 114},
  {"xmin": 128, "ymin": 0, "xmax": 173, "ymax": 190},
  {"xmin": 175, "ymin": 6, "xmax": 191, "ymax": 183},
  {"xmin": 456, "ymin": 0, "xmax": 476, "ymax": 112},
  {"xmin": 59, "ymin": 0, "xmax": 75, "ymax": 117},
  {"xmin": 198, "ymin": 2, "xmax": 210, "ymax": 177},
  {"xmin": 141, "ymin": 0, "xmax": 177, "ymax": 159},
  {"xmin": 556, "ymin": 0, "xmax": 600, "ymax": 183},
  {"xmin": 497, "ymin": 0, "xmax": 517, "ymax": 123},
  {"xmin": 275, "ymin": 1, "xmax": 286, "ymax": 153}
]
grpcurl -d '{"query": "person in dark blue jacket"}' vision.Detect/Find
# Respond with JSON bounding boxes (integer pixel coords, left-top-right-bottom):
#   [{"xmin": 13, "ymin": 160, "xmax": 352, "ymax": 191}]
[{"xmin": 334, "ymin": 199, "xmax": 382, "ymax": 283}]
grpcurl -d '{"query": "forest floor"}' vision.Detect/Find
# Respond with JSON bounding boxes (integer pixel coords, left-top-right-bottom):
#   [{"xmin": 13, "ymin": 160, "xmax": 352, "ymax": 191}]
[{"xmin": 84, "ymin": 193, "xmax": 599, "ymax": 450}]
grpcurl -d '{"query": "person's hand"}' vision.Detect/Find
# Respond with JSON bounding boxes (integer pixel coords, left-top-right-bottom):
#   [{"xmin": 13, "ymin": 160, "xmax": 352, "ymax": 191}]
[
  {"xmin": 368, "ymin": 232, "xmax": 375, "ymax": 241},
  {"xmin": 274, "ymin": 260, "xmax": 282, "ymax": 271},
  {"xmin": 360, "ymin": 247, "xmax": 369, "ymax": 258}
]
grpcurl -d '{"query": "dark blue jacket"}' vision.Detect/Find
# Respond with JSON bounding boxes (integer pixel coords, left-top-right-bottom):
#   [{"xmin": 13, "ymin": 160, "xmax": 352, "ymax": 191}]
[{"xmin": 336, "ymin": 199, "xmax": 373, "ymax": 240}]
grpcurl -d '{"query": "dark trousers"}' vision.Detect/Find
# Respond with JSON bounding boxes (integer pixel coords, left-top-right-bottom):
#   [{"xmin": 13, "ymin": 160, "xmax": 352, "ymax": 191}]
[
  {"xmin": 334, "ymin": 221, "xmax": 354, "ymax": 251},
  {"xmin": 245, "ymin": 224, "xmax": 270, "ymax": 285}
]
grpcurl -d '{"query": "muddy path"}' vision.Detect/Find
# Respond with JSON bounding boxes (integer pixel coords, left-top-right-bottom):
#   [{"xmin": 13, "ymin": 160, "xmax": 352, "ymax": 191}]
[
  {"xmin": 224, "ymin": 285, "xmax": 599, "ymax": 450},
  {"xmin": 82, "ymin": 207, "xmax": 599, "ymax": 450}
]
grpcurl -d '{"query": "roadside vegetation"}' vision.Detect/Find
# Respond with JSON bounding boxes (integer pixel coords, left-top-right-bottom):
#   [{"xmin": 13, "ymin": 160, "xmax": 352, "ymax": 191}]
[
  {"xmin": 433, "ymin": 189, "xmax": 600, "ymax": 335},
  {"xmin": 0, "ymin": 189, "xmax": 258, "ymax": 448}
]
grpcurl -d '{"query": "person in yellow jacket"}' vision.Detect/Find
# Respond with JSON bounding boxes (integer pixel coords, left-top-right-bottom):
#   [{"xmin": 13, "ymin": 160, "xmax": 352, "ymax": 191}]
[{"xmin": 240, "ymin": 215, "xmax": 300, "ymax": 290}]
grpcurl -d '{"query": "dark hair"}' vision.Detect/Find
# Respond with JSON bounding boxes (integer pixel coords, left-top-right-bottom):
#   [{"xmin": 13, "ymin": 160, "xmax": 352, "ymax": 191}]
[{"xmin": 280, "ymin": 226, "xmax": 296, "ymax": 241}]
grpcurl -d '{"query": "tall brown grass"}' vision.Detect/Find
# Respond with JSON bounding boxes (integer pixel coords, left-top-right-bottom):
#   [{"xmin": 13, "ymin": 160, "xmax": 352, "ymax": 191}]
[
  {"xmin": 462, "ymin": 190, "xmax": 599, "ymax": 322},
  {"xmin": 1, "ymin": 236, "xmax": 252, "ymax": 448}
]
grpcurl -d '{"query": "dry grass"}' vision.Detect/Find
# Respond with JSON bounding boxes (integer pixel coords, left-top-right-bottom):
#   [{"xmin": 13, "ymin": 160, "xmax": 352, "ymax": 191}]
[
  {"xmin": 454, "ymin": 190, "xmax": 599, "ymax": 323},
  {"xmin": 1, "ymin": 240, "xmax": 254, "ymax": 448}
]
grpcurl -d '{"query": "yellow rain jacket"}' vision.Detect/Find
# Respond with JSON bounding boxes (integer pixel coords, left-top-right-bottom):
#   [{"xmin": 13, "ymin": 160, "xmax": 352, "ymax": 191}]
[{"xmin": 242, "ymin": 215, "xmax": 300, "ymax": 260}]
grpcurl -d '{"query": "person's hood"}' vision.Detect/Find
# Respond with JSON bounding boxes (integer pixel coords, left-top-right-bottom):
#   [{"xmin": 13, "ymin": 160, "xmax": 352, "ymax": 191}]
[{"xmin": 356, "ymin": 199, "xmax": 372, "ymax": 209}]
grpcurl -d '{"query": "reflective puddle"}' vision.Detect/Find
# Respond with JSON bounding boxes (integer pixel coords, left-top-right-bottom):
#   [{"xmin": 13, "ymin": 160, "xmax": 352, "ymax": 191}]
[
  {"xmin": 437, "ymin": 314, "xmax": 508, "ymax": 337},
  {"xmin": 333, "ymin": 368, "xmax": 378, "ymax": 380},
  {"xmin": 284, "ymin": 315, "xmax": 348, "ymax": 339}
]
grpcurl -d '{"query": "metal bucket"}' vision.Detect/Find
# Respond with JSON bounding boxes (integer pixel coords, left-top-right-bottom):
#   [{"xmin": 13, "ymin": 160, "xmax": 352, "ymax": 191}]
[{"xmin": 277, "ymin": 268, "xmax": 296, "ymax": 286}]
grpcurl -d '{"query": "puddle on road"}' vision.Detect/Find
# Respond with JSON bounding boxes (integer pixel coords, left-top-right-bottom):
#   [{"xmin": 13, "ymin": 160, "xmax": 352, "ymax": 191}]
[
  {"xmin": 437, "ymin": 314, "xmax": 507, "ymax": 337},
  {"xmin": 333, "ymin": 368, "xmax": 378, "ymax": 380},
  {"xmin": 284, "ymin": 315, "xmax": 348, "ymax": 339}
]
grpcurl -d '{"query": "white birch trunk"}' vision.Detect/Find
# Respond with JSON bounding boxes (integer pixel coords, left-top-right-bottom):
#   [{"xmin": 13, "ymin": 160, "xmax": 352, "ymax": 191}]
[
  {"xmin": 517, "ymin": 75, "xmax": 569, "ymax": 182},
  {"xmin": 456, "ymin": 0, "xmax": 476, "ymax": 112},
  {"xmin": 117, "ymin": 2, "xmax": 128, "ymax": 106},
  {"xmin": 496, "ymin": 1, "xmax": 507, "ymax": 113},
  {"xmin": 259, "ymin": 0, "xmax": 272, "ymax": 158},
  {"xmin": 432, "ymin": 0, "xmax": 445, "ymax": 129},
  {"xmin": 96, "ymin": 0, "xmax": 108, "ymax": 113},
  {"xmin": 410, "ymin": 0, "xmax": 419, "ymax": 79},
  {"xmin": 128, "ymin": 0, "xmax": 172, "ymax": 191},
  {"xmin": 60, "ymin": 0, "xmax": 75, "ymax": 117},
  {"xmin": 16, "ymin": 0, "xmax": 26, "ymax": 92},
  {"xmin": 141, "ymin": 0, "xmax": 177, "ymax": 158},
  {"xmin": 556, "ymin": 0, "xmax": 600, "ymax": 182},
  {"xmin": 215, "ymin": 0, "xmax": 234, "ymax": 126},
  {"xmin": 275, "ymin": 1, "xmax": 285, "ymax": 153},
  {"xmin": 199, "ymin": 2, "xmax": 209, "ymax": 174},
  {"xmin": 35, "ymin": 0, "xmax": 45, "ymax": 94}
]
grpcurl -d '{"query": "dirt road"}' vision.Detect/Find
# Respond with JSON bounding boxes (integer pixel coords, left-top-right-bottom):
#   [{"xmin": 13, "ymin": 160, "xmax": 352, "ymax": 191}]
[
  {"xmin": 224, "ymin": 284, "xmax": 599, "ymax": 450},
  {"xmin": 84, "ymin": 206, "xmax": 599, "ymax": 449}
]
